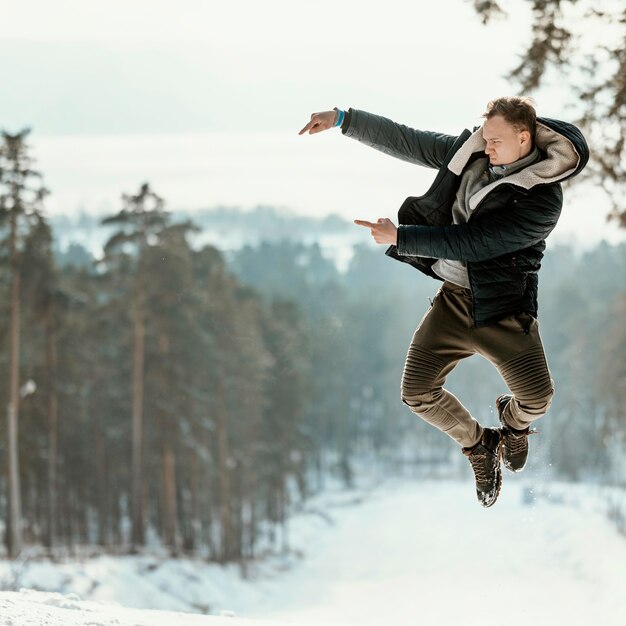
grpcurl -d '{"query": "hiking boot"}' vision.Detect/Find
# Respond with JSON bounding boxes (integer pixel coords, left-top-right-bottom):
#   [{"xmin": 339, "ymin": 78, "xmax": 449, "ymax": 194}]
[
  {"xmin": 496, "ymin": 394, "xmax": 537, "ymax": 473},
  {"xmin": 462, "ymin": 427, "xmax": 502, "ymax": 508}
]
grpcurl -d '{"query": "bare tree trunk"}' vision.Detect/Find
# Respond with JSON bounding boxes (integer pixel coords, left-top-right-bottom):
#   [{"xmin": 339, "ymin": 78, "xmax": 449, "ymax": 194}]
[
  {"xmin": 215, "ymin": 375, "xmax": 232, "ymax": 563},
  {"xmin": 6, "ymin": 211, "xmax": 22, "ymax": 559},
  {"xmin": 162, "ymin": 445, "xmax": 178, "ymax": 554},
  {"xmin": 45, "ymin": 314, "xmax": 59, "ymax": 552},
  {"xmin": 131, "ymin": 284, "xmax": 145, "ymax": 550},
  {"xmin": 203, "ymin": 420, "xmax": 217, "ymax": 560},
  {"xmin": 184, "ymin": 449, "xmax": 198, "ymax": 553},
  {"xmin": 242, "ymin": 394, "xmax": 258, "ymax": 565},
  {"xmin": 93, "ymin": 405, "xmax": 109, "ymax": 546}
]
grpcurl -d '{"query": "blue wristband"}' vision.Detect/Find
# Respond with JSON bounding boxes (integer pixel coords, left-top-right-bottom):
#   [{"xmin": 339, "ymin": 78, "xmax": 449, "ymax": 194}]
[{"xmin": 334, "ymin": 108, "xmax": 345, "ymax": 128}]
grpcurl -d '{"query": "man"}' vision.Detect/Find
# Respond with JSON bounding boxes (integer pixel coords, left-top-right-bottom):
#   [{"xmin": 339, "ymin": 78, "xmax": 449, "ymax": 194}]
[{"xmin": 298, "ymin": 98, "xmax": 589, "ymax": 507}]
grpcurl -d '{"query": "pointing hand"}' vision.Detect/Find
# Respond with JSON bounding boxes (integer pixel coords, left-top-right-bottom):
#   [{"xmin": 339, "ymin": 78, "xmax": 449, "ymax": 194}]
[
  {"xmin": 298, "ymin": 110, "xmax": 337, "ymax": 135},
  {"xmin": 354, "ymin": 218, "xmax": 398, "ymax": 245}
]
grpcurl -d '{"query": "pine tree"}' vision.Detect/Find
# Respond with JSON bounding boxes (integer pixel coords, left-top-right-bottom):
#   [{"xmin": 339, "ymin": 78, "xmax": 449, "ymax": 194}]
[
  {"xmin": 473, "ymin": 0, "xmax": 626, "ymax": 223},
  {"xmin": 19, "ymin": 212, "xmax": 61, "ymax": 550},
  {"xmin": 141, "ymin": 219, "xmax": 199, "ymax": 554},
  {"xmin": 101, "ymin": 182, "xmax": 169, "ymax": 551},
  {"xmin": 0, "ymin": 128, "xmax": 48, "ymax": 557}
]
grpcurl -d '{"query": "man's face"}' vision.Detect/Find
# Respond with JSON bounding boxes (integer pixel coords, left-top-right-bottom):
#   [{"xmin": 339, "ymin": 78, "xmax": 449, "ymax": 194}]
[{"xmin": 482, "ymin": 114, "xmax": 532, "ymax": 166}]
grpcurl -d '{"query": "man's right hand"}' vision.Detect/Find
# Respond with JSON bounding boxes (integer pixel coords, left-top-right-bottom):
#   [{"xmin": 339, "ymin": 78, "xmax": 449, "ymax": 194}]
[{"xmin": 298, "ymin": 110, "xmax": 337, "ymax": 135}]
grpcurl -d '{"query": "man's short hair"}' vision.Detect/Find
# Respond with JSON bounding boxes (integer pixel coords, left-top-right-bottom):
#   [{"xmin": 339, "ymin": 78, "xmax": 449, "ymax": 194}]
[{"xmin": 483, "ymin": 96, "xmax": 537, "ymax": 136}]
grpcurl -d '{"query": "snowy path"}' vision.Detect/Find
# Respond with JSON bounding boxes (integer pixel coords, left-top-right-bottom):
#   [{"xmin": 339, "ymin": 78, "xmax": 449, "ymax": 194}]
[
  {"xmin": 1, "ymin": 478, "xmax": 625, "ymax": 626},
  {"xmin": 245, "ymin": 479, "xmax": 626, "ymax": 626}
]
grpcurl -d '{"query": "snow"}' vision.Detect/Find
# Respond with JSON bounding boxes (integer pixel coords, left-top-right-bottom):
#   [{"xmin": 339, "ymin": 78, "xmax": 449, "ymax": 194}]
[
  {"xmin": 1, "ymin": 477, "xmax": 626, "ymax": 626},
  {"xmin": 0, "ymin": 589, "xmax": 280, "ymax": 626}
]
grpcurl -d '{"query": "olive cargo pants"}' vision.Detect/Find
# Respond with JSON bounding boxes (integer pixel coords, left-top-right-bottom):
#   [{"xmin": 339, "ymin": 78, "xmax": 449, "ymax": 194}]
[{"xmin": 400, "ymin": 281, "xmax": 555, "ymax": 449}]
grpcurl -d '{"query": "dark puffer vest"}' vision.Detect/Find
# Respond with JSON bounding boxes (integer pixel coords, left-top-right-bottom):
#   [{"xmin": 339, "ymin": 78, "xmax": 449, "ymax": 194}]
[{"xmin": 341, "ymin": 108, "xmax": 589, "ymax": 326}]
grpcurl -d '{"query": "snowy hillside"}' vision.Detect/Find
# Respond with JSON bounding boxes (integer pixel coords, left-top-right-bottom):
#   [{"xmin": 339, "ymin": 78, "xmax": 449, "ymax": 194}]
[{"xmin": 1, "ymin": 477, "xmax": 626, "ymax": 626}]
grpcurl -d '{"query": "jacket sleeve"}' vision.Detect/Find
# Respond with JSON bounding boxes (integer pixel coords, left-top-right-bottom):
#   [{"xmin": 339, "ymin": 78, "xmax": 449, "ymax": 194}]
[
  {"xmin": 341, "ymin": 108, "xmax": 458, "ymax": 170},
  {"xmin": 396, "ymin": 184, "xmax": 563, "ymax": 261}
]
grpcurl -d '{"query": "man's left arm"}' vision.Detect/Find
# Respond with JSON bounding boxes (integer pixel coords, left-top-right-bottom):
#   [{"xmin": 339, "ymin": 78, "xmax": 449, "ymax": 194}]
[{"xmin": 396, "ymin": 186, "xmax": 564, "ymax": 261}]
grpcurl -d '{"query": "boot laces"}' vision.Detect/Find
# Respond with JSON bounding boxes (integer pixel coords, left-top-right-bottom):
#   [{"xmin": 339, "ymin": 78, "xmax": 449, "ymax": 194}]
[
  {"xmin": 507, "ymin": 431, "xmax": 528, "ymax": 454},
  {"xmin": 467, "ymin": 449, "xmax": 491, "ymax": 484},
  {"xmin": 504, "ymin": 428, "xmax": 536, "ymax": 454}
]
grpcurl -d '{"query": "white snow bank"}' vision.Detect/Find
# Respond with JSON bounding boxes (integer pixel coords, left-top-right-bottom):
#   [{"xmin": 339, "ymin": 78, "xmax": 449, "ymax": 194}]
[{"xmin": 0, "ymin": 588, "xmax": 300, "ymax": 626}]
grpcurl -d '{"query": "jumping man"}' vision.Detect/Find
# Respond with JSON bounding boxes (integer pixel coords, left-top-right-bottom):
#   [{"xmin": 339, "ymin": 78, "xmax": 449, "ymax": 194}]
[{"xmin": 298, "ymin": 98, "xmax": 589, "ymax": 507}]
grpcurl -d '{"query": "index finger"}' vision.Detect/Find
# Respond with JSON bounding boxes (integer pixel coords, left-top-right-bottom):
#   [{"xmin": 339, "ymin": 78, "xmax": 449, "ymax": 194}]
[
  {"xmin": 298, "ymin": 114, "xmax": 319, "ymax": 135},
  {"xmin": 298, "ymin": 120, "xmax": 315, "ymax": 135},
  {"xmin": 354, "ymin": 219, "xmax": 375, "ymax": 228}
]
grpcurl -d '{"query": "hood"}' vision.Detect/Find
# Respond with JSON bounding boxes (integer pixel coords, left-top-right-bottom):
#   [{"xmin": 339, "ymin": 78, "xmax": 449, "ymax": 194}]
[{"xmin": 447, "ymin": 117, "xmax": 590, "ymax": 211}]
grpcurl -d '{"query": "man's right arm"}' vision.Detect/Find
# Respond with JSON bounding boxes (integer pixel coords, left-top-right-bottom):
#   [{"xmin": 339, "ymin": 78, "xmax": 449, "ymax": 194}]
[{"xmin": 298, "ymin": 107, "xmax": 459, "ymax": 169}]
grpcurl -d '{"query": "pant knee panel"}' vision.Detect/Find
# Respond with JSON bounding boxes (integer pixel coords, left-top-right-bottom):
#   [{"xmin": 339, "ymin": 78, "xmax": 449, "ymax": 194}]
[
  {"xmin": 499, "ymin": 345, "xmax": 553, "ymax": 404},
  {"xmin": 400, "ymin": 344, "xmax": 446, "ymax": 400}
]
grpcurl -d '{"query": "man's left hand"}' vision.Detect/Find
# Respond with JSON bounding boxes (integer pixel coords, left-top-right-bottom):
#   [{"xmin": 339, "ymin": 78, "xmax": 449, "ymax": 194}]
[{"xmin": 354, "ymin": 218, "xmax": 398, "ymax": 245}]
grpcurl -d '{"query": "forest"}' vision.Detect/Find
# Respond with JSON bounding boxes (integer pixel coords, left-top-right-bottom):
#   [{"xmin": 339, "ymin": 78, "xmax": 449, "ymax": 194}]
[{"xmin": 1, "ymin": 128, "xmax": 625, "ymax": 563}]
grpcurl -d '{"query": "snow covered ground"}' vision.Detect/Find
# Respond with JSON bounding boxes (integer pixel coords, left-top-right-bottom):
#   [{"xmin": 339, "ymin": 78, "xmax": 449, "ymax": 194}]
[{"xmin": 1, "ymin": 476, "xmax": 625, "ymax": 626}]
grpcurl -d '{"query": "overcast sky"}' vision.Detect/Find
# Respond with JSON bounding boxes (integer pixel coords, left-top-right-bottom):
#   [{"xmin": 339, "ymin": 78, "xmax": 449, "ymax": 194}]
[
  {"xmin": 0, "ymin": 0, "xmax": 622, "ymax": 247},
  {"xmin": 0, "ymin": 0, "xmax": 537, "ymax": 135}
]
